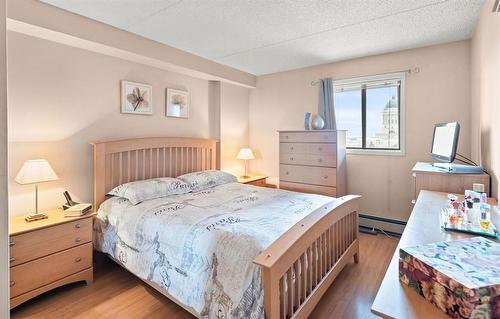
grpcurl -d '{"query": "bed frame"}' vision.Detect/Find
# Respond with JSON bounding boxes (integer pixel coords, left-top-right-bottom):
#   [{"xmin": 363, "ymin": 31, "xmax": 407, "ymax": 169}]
[{"xmin": 91, "ymin": 137, "xmax": 360, "ymax": 319}]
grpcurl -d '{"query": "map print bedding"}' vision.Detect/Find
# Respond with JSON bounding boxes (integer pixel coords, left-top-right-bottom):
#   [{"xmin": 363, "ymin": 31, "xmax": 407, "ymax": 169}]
[{"xmin": 94, "ymin": 182, "xmax": 335, "ymax": 319}]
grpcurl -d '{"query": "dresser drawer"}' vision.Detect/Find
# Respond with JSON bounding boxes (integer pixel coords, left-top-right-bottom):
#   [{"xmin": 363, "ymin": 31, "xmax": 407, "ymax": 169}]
[
  {"xmin": 10, "ymin": 242, "xmax": 92, "ymax": 298},
  {"xmin": 280, "ymin": 153, "xmax": 336, "ymax": 167},
  {"xmin": 280, "ymin": 181, "xmax": 337, "ymax": 197},
  {"xmin": 280, "ymin": 131, "xmax": 337, "ymax": 143},
  {"xmin": 280, "ymin": 142, "xmax": 308, "ymax": 154},
  {"xmin": 280, "ymin": 143, "xmax": 336, "ymax": 156},
  {"xmin": 280, "ymin": 164, "xmax": 337, "ymax": 187},
  {"xmin": 10, "ymin": 217, "xmax": 92, "ymax": 267}
]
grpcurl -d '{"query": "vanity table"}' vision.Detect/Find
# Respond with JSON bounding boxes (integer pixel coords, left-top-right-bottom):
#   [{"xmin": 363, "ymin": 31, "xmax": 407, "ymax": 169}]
[{"xmin": 371, "ymin": 190, "xmax": 498, "ymax": 318}]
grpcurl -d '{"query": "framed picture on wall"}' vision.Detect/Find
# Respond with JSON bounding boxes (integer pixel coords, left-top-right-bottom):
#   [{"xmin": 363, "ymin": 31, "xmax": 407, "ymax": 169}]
[
  {"xmin": 165, "ymin": 88, "xmax": 189, "ymax": 118},
  {"xmin": 121, "ymin": 80, "xmax": 153, "ymax": 115}
]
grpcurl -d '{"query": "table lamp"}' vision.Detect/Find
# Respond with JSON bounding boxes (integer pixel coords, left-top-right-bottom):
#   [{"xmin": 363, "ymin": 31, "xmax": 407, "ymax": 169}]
[
  {"xmin": 15, "ymin": 159, "xmax": 59, "ymax": 222},
  {"xmin": 236, "ymin": 148, "xmax": 255, "ymax": 178}
]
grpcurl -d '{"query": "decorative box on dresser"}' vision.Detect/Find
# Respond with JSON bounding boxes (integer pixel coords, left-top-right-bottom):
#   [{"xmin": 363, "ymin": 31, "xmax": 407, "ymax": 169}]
[
  {"xmin": 278, "ymin": 130, "xmax": 347, "ymax": 197},
  {"xmin": 9, "ymin": 209, "xmax": 95, "ymax": 309}
]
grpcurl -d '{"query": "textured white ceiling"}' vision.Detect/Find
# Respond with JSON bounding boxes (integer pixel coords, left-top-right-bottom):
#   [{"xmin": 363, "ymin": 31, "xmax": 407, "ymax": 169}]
[{"xmin": 41, "ymin": 0, "xmax": 483, "ymax": 75}]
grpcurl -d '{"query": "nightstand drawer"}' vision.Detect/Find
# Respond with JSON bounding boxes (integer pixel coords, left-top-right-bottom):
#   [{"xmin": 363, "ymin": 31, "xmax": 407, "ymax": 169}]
[
  {"xmin": 10, "ymin": 217, "xmax": 92, "ymax": 267},
  {"xmin": 247, "ymin": 178, "xmax": 267, "ymax": 186},
  {"xmin": 10, "ymin": 242, "xmax": 92, "ymax": 298}
]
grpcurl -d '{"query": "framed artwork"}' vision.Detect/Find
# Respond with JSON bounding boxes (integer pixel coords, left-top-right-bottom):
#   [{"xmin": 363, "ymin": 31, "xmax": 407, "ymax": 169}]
[
  {"xmin": 121, "ymin": 80, "xmax": 153, "ymax": 115},
  {"xmin": 165, "ymin": 88, "xmax": 189, "ymax": 118}
]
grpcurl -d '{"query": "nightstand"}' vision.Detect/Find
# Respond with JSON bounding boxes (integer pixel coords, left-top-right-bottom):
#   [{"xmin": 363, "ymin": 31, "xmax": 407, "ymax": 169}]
[
  {"xmin": 238, "ymin": 175, "xmax": 269, "ymax": 187},
  {"xmin": 9, "ymin": 208, "xmax": 95, "ymax": 309}
]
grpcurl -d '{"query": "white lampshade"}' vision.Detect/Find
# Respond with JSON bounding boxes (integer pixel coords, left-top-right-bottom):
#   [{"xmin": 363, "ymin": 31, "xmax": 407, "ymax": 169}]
[
  {"xmin": 236, "ymin": 148, "xmax": 255, "ymax": 160},
  {"xmin": 15, "ymin": 159, "xmax": 59, "ymax": 185}
]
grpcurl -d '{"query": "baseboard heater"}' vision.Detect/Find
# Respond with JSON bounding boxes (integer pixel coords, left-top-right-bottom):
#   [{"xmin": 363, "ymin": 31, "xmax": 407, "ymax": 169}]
[{"xmin": 359, "ymin": 213, "xmax": 406, "ymax": 236}]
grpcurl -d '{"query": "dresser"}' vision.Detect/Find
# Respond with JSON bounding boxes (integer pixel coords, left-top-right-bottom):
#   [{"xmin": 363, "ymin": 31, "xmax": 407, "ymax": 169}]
[
  {"xmin": 371, "ymin": 191, "xmax": 498, "ymax": 318},
  {"xmin": 9, "ymin": 209, "xmax": 94, "ymax": 309},
  {"xmin": 278, "ymin": 130, "xmax": 347, "ymax": 197},
  {"xmin": 412, "ymin": 162, "xmax": 490, "ymax": 201}
]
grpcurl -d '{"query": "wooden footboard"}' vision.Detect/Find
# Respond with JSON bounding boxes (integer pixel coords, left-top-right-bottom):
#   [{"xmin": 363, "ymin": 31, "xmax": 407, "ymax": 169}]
[{"xmin": 253, "ymin": 195, "xmax": 360, "ymax": 319}]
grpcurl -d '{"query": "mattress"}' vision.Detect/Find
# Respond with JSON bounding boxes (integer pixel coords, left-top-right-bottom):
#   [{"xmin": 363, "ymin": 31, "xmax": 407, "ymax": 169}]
[{"xmin": 94, "ymin": 182, "xmax": 335, "ymax": 319}]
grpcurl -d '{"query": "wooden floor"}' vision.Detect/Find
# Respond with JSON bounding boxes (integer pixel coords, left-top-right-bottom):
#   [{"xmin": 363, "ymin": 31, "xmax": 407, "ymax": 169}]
[{"xmin": 11, "ymin": 233, "xmax": 397, "ymax": 319}]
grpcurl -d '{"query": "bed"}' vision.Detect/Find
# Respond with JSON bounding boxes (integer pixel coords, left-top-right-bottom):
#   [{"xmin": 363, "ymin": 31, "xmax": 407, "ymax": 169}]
[{"xmin": 91, "ymin": 137, "xmax": 360, "ymax": 319}]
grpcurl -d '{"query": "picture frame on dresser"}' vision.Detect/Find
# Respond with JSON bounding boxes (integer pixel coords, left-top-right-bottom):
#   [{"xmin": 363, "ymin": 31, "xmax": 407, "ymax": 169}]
[{"xmin": 278, "ymin": 130, "xmax": 347, "ymax": 197}]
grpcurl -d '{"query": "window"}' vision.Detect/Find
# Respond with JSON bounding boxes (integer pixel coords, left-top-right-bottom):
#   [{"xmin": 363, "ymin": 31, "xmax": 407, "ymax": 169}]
[{"xmin": 334, "ymin": 72, "xmax": 405, "ymax": 155}]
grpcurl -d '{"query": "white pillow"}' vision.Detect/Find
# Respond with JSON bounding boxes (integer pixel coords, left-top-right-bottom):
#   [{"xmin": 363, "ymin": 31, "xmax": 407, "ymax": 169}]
[
  {"xmin": 177, "ymin": 170, "xmax": 237, "ymax": 192},
  {"xmin": 108, "ymin": 177, "xmax": 191, "ymax": 205}
]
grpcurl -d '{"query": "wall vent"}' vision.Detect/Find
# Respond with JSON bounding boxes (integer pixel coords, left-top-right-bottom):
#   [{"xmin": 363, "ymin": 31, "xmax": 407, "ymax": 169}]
[{"xmin": 493, "ymin": 0, "xmax": 500, "ymax": 12}]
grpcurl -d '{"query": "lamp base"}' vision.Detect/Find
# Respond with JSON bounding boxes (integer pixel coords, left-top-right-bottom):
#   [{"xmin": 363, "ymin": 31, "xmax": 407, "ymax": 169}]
[{"xmin": 25, "ymin": 213, "xmax": 48, "ymax": 222}]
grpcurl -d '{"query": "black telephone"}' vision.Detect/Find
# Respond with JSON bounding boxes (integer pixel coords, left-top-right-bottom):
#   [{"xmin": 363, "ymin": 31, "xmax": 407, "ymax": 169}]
[{"xmin": 63, "ymin": 191, "xmax": 79, "ymax": 210}]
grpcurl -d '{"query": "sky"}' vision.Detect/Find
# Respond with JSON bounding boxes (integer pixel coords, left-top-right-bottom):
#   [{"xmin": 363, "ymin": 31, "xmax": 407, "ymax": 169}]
[{"xmin": 335, "ymin": 86, "xmax": 398, "ymax": 143}]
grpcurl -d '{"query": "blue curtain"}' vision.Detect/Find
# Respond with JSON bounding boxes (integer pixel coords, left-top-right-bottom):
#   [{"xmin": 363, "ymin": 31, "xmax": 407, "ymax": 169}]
[{"xmin": 318, "ymin": 78, "xmax": 336, "ymax": 130}]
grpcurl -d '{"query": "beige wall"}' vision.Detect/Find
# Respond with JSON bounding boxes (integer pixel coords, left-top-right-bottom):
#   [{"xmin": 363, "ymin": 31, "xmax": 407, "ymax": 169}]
[
  {"xmin": 0, "ymin": 0, "xmax": 8, "ymax": 315},
  {"xmin": 471, "ymin": 0, "xmax": 499, "ymax": 198},
  {"xmin": 220, "ymin": 82, "xmax": 250, "ymax": 176},
  {"xmin": 7, "ymin": 31, "xmax": 249, "ymax": 215},
  {"xmin": 249, "ymin": 41, "xmax": 471, "ymax": 221}
]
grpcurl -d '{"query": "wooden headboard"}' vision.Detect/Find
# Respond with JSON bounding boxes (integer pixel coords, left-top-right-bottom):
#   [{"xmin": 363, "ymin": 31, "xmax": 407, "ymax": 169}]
[{"xmin": 91, "ymin": 137, "xmax": 218, "ymax": 208}]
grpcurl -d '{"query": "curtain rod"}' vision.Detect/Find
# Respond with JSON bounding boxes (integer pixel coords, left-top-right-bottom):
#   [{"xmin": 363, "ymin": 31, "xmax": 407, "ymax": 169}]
[{"xmin": 310, "ymin": 67, "xmax": 420, "ymax": 86}]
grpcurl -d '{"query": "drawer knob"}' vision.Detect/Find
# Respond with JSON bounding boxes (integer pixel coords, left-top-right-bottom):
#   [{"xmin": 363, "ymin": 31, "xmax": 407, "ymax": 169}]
[
  {"xmin": 75, "ymin": 257, "xmax": 82, "ymax": 263},
  {"xmin": 323, "ymin": 175, "xmax": 328, "ymax": 179},
  {"xmin": 9, "ymin": 241, "xmax": 15, "ymax": 247},
  {"xmin": 75, "ymin": 224, "xmax": 81, "ymax": 229},
  {"xmin": 75, "ymin": 237, "xmax": 81, "ymax": 243},
  {"xmin": 286, "ymin": 171, "xmax": 289, "ymax": 175},
  {"xmin": 290, "ymin": 147, "xmax": 294, "ymax": 150},
  {"xmin": 9, "ymin": 257, "xmax": 15, "ymax": 263},
  {"xmin": 10, "ymin": 281, "xmax": 15, "ymax": 287},
  {"xmin": 318, "ymin": 147, "xmax": 323, "ymax": 151},
  {"xmin": 318, "ymin": 159, "xmax": 323, "ymax": 163},
  {"xmin": 285, "ymin": 135, "xmax": 289, "ymax": 139},
  {"xmin": 290, "ymin": 157, "xmax": 294, "ymax": 160}
]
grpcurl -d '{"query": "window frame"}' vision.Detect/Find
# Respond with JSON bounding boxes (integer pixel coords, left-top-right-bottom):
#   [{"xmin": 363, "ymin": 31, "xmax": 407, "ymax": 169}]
[{"xmin": 333, "ymin": 72, "xmax": 406, "ymax": 156}]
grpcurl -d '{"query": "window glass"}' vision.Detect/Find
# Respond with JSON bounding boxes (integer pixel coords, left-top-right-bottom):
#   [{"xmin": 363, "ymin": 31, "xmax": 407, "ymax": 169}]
[
  {"xmin": 366, "ymin": 86, "xmax": 399, "ymax": 149},
  {"xmin": 334, "ymin": 75, "xmax": 403, "ymax": 153},
  {"xmin": 334, "ymin": 90, "xmax": 362, "ymax": 148}
]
